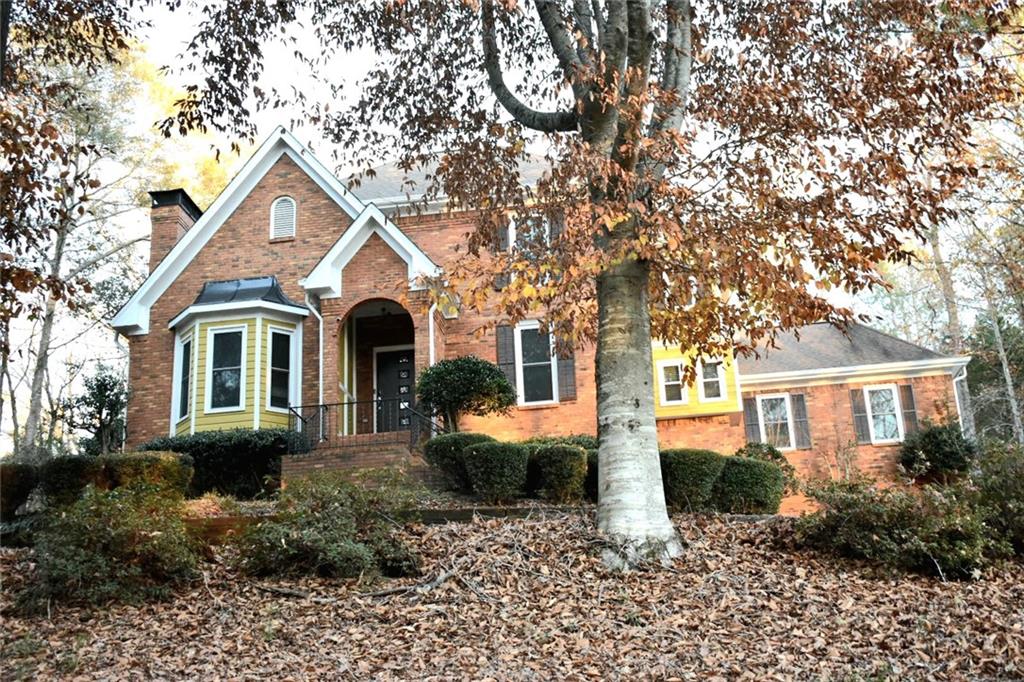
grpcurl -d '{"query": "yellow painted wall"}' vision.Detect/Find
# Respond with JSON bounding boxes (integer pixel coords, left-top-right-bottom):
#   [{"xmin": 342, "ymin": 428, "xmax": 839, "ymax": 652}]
[
  {"xmin": 194, "ymin": 318, "xmax": 258, "ymax": 431},
  {"xmin": 259, "ymin": 319, "xmax": 296, "ymax": 429},
  {"xmin": 651, "ymin": 343, "xmax": 742, "ymax": 419}
]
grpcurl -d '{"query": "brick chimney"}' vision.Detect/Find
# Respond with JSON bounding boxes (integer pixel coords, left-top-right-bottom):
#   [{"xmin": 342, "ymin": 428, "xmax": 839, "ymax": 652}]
[{"xmin": 148, "ymin": 189, "xmax": 202, "ymax": 273}]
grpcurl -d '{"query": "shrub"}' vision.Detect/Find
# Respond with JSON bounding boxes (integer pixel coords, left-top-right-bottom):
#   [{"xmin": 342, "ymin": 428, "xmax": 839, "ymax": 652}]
[
  {"xmin": 462, "ymin": 442, "xmax": 529, "ymax": 503},
  {"xmin": 416, "ymin": 356, "xmax": 516, "ymax": 431},
  {"xmin": 797, "ymin": 478, "xmax": 1002, "ymax": 580},
  {"xmin": 38, "ymin": 456, "xmax": 103, "ymax": 507},
  {"xmin": 974, "ymin": 441, "xmax": 1024, "ymax": 555},
  {"xmin": 19, "ymin": 485, "xmax": 199, "ymax": 610},
  {"xmin": 734, "ymin": 442, "xmax": 799, "ymax": 494},
  {"xmin": 522, "ymin": 434, "xmax": 599, "ymax": 450},
  {"xmin": 98, "ymin": 451, "xmax": 193, "ymax": 495},
  {"xmin": 234, "ymin": 471, "xmax": 420, "ymax": 579},
  {"xmin": 530, "ymin": 444, "xmax": 588, "ymax": 503},
  {"xmin": 711, "ymin": 456, "xmax": 785, "ymax": 514},
  {"xmin": 138, "ymin": 428, "xmax": 305, "ymax": 498},
  {"xmin": 659, "ymin": 448, "xmax": 727, "ymax": 511},
  {"xmin": 0, "ymin": 462, "xmax": 37, "ymax": 521},
  {"xmin": 899, "ymin": 421, "xmax": 976, "ymax": 482},
  {"xmin": 424, "ymin": 432, "xmax": 495, "ymax": 492},
  {"xmin": 584, "ymin": 449, "xmax": 599, "ymax": 503}
]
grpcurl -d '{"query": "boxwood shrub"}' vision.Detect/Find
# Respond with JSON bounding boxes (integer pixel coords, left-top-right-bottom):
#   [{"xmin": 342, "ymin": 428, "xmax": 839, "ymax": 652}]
[
  {"xmin": 424, "ymin": 432, "xmax": 496, "ymax": 492},
  {"xmin": 711, "ymin": 456, "xmax": 785, "ymax": 514},
  {"xmin": 530, "ymin": 444, "xmax": 588, "ymax": 503},
  {"xmin": 659, "ymin": 448, "xmax": 727, "ymax": 511},
  {"xmin": 899, "ymin": 421, "xmax": 976, "ymax": 482},
  {"xmin": 98, "ymin": 451, "xmax": 193, "ymax": 496},
  {"xmin": 734, "ymin": 442, "xmax": 798, "ymax": 494},
  {"xmin": 0, "ymin": 462, "xmax": 37, "ymax": 521},
  {"xmin": 139, "ymin": 428, "xmax": 304, "ymax": 498},
  {"xmin": 38, "ymin": 456, "xmax": 104, "ymax": 507},
  {"xmin": 462, "ymin": 442, "xmax": 529, "ymax": 503}
]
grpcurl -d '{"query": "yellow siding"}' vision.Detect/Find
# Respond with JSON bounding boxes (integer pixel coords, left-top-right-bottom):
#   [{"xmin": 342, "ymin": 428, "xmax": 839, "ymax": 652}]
[
  {"xmin": 259, "ymin": 318, "xmax": 296, "ymax": 429},
  {"xmin": 194, "ymin": 318, "xmax": 257, "ymax": 432},
  {"xmin": 651, "ymin": 343, "xmax": 742, "ymax": 419}
]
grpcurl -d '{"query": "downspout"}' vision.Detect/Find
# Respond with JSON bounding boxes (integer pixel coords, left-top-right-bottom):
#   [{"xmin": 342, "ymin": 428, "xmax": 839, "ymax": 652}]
[{"xmin": 952, "ymin": 365, "xmax": 970, "ymax": 437}]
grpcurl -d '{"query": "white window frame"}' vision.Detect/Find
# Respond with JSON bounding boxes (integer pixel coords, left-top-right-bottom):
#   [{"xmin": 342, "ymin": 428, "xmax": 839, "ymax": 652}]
[
  {"xmin": 756, "ymin": 393, "xmax": 795, "ymax": 451},
  {"xmin": 265, "ymin": 325, "xmax": 297, "ymax": 413},
  {"xmin": 697, "ymin": 358, "xmax": 728, "ymax": 403},
  {"xmin": 205, "ymin": 324, "xmax": 248, "ymax": 413},
  {"xmin": 656, "ymin": 359, "xmax": 689, "ymax": 406},
  {"xmin": 513, "ymin": 320, "xmax": 559, "ymax": 406},
  {"xmin": 863, "ymin": 383, "xmax": 904, "ymax": 445},
  {"xmin": 269, "ymin": 195, "xmax": 297, "ymax": 240},
  {"xmin": 170, "ymin": 329, "xmax": 194, "ymax": 431}
]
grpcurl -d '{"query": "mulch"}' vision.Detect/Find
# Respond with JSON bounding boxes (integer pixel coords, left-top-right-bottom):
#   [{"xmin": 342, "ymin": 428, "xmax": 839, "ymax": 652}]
[{"xmin": 2, "ymin": 512, "xmax": 1022, "ymax": 680}]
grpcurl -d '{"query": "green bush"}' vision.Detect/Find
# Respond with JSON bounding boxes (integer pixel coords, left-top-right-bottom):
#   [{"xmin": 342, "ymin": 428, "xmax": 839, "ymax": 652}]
[
  {"xmin": 900, "ymin": 421, "xmax": 976, "ymax": 482},
  {"xmin": 659, "ymin": 448, "xmax": 727, "ymax": 511},
  {"xmin": 18, "ymin": 486, "xmax": 199, "ymax": 611},
  {"xmin": 0, "ymin": 462, "xmax": 37, "ymax": 521},
  {"xmin": 584, "ymin": 449, "xmax": 599, "ymax": 503},
  {"xmin": 416, "ymin": 356, "xmax": 516, "ymax": 431},
  {"xmin": 38, "ymin": 456, "xmax": 103, "ymax": 507},
  {"xmin": 98, "ymin": 451, "xmax": 193, "ymax": 495},
  {"xmin": 138, "ymin": 428, "xmax": 305, "ymax": 498},
  {"xmin": 711, "ymin": 456, "xmax": 785, "ymax": 514},
  {"xmin": 522, "ymin": 434, "xmax": 599, "ymax": 450},
  {"xmin": 797, "ymin": 478, "xmax": 1002, "ymax": 580},
  {"xmin": 424, "ymin": 432, "xmax": 495, "ymax": 492},
  {"xmin": 735, "ymin": 442, "xmax": 799, "ymax": 494},
  {"xmin": 462, "ymin": 442, "xmax": 529, "ymax": 504},
  {"xmin": 530, "ymin": 444, "xmax": 588, "ymax": 503},
  {"xmin": 234, "ymin": 471, "xmax": 420, "ymax": 579},
  {"xmin": 974, "ymin": 442, "xmax": 1024, "ymax": 555}
]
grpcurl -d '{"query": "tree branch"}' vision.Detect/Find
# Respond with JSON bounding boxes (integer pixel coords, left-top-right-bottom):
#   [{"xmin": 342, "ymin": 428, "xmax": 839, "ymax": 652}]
[
  {"xmin": 66, "ymin": 235, "xmax": 148, "ymax": 279},
  {"xmin": 535, "ymin": 0, "xmax": 587, "ymax": 98},
  {"xmin": 649, "ymin": 0, "xmax": 691, "ymax": 137},
  {"xmin": 481, "ymin": 0, "xmax": 578, "ymax": 133}
]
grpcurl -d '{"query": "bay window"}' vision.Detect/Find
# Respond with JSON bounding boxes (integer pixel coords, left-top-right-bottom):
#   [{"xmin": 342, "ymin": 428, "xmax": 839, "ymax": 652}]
[
  {"xmin": 267, "ymin": 329, "xmax": 292, "ymax": 410},
  {"xmin": 207, "ymin": 327, "xmax": 245, "ymax": 411}
]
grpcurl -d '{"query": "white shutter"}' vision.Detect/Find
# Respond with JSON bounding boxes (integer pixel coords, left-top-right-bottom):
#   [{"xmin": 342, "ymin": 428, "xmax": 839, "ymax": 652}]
[{"xmin": 270, "ymin": 197, "xmax": 296, "ymax": 239}]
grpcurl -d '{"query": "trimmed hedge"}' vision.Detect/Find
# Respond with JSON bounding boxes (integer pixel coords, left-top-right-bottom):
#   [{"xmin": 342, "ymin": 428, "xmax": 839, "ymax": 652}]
[
  {"xmin": 712, "ymin": 456, "xmax": 786, "ymax": 514},
  {"xmin": 522, "ymin": 434, "xmax": 599, "ymax": 451},
  {"xmin": 139, "ymin": 428, "xmax": 305, "ymax": 498},
  {"xmin": 659, "ymin": 448, "xmax": 727, "ymax": 511},
  {"xmin": 0, "ymin": 462, "xmax": 37, "ymax": 521},
  {"xmin": 734, "ymin": 442, "xmax": 798, "ymax": 494},
  {"xmin": 98, "ymin": 451, "xmax": 193, "ymax": 496},
  {"xmin": 899, "ymin": 421, "xmax": 976, "ymax": 482},
  {"xmin": 463, "ymin": 442, "xmax": 529, "ymax": 503},
  {"xmin": 530, "ymin": 444, "xmax": 587, "ymax": 503},
  {"xmin": 424, "ymin": 432, "xmax": 496, "ymax": 492},
  {"xmin": 39, "ymin": 457, "xmax": 104, "ymax": 507}
]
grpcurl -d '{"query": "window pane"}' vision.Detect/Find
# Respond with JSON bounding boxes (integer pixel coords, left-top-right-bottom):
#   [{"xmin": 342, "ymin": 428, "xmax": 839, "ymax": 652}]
[
  {"xmin": 760, "ymin": 397, "xmax": 791, "ymax": 448},
  {"xmin": 872, "ymin": 413, "xmax": 900, "ymax": 440},
  {"xmin": 213, "ymin": 331, "xmax": 242, "ymax": 369},
  {"xmin": 271, "ymin": 332, "xmax": 290, "ymax": 370},
  {"xmin": 662, "ymin": 364, "xmax": 681, "ymax": 384},
  {"xmin": 703, "ymin": 379, "xmax": 722, "ymax": 399},
  {"xmin": 869, "ymin": 388, "xmax": 895, "ymax": 416},
  {"xmin": 270, "ymin": 369, "xmax": 289, "ymax": 408},
  {"xmin": 179, "ymin": 340, "xmax": 191, "ymax": 418},
  {"xmin": 761, "ymin": 397, "xmax": 788, "ymax": 423},
  {"xmin": 664, "ymin": 384, "xmax": 683, "ymax": 402},
  {"xmin": 765, "ymin": 421, "xmax": 792, "ymax": 449},
  {"xmin": 522, "ymin": 364, "xmax": 554, "ymax": 403},
  {"xmin": 520, "ymin": 328, "xmax": 551, "ymax": 364},
  {"xmin": 211, "ymin": 368, "xmax": 241, "ymax": 408},
  {"xmin": 701, "ymin": 361, "xmax": 721, "ymax": 380}
]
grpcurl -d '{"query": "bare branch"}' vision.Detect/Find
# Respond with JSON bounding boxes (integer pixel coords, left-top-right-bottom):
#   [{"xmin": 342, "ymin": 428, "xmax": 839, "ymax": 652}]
[
  {"xmin": 535, "ymin": 0, "xmax": 587, "ymax": 98},
  {"xmin": 649, "ymin": 0, "xmax": 691, "ymax": 137},
  {"xmin": 66, "ymin": 235, "xmax": 148, "ymax": 279}
]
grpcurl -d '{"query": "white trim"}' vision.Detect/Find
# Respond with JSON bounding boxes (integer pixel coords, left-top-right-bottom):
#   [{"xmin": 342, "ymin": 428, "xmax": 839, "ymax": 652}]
[
  {"xmin": 306, "ymin": 294, "xmax": 323, "ymax": 409},
  {"xmin": 513, "ymin": 320, "xmax": 559, "ymax": 407},
  {"xmin": 863, "ymin": 383, "xmax": 904, "ymax": 445},
  {"xmin": 189, "ymin": 329, "xmax": 198, "ymax": 435},
  {"xmin": 111, "ymin": 127, "xmax": 365, "ymax": 335},
  {"xmin": 253, "ymin": 315, "xmax": 262, "ymax": 429},
  {"xmin": 169, "ymin": 329, "xmax": 194, "ymax": 436},
  {"xmin": 740, "ymin": 356, "xmax": 971, "ymax": 387},
  {"xmin": 204, "ymin": 324, "xmax": 248, "ymax": 414},
  {"xmin": 952, "ymin": 366, "xmax": 968, "ymax": 433},
  {"xmin": 269, "ymin": 195, "xmax": 297, "ymax": 239},
  {"xmin": 304, "ymin": 203, "xmax": 440, "ymax": 298},
  {"xmin": 428, "ymin": 302, "xmax": 437, "ymax": 366},
  {"xmin": 168, "ymin": 300, "xmax": 307, "ymax": 330},
  {"xmin": 697, "ymin": 358, "xmax": 728, "ymax": 403},
  {"xmin": 655, "ymin": 358, "xmax": 689, "ymax": 406},
  {"xmin": 371, "ymin": 344, "xmax": 415, "ymax": 434},
  {"xmin": 265, "ymin": 324, "xmax": 298, "ymax": 414},
  {"xmin": 756, "ymin": 393, "xmax": 795, "ymax": 451}
]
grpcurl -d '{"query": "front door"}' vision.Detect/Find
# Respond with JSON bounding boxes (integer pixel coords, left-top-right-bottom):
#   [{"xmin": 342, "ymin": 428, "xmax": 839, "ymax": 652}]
[{"xmin": 375, "ymin": 348, "xmax": 414, "ymax": 432}]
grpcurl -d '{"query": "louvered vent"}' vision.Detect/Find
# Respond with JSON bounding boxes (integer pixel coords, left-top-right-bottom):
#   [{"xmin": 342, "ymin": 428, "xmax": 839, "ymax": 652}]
[{"xmin": 270, "ymin": 197, "xmax": 296, "ymax": 239}]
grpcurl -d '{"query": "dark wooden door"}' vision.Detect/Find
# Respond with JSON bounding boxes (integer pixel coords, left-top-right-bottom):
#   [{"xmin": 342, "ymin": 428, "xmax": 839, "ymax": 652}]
[{"xmin": 376, "ymin": 348, "xmax": 414, "ymax": 432}]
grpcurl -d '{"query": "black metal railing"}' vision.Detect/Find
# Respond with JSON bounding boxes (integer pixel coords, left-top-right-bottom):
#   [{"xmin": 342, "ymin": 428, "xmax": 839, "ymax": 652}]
[{"xmin": 287, "ymin": 398, "xmax": 447, "ymax": 453}]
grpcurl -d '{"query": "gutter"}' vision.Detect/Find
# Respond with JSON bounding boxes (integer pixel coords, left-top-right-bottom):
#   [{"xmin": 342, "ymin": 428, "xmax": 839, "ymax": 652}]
[{"xmin": 740, "ymin": 355, "xmax": 972, "ymax": 387}]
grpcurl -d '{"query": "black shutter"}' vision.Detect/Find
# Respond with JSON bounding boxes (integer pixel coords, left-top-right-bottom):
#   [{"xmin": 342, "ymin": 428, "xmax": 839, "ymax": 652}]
[
  {"xmin": 548, "ymin": 209, "xmax": 564, "ymax": 242},
  {"xmin": 850, "ymin": 389, "xmax": 871, "ymax": 444},
  {"xmin": 494, "ymin": 220, "xmax": 511, "ymax": 290},
  {"xmin": 899, "ymin": 384, "xmax": 918, "ymax": 435},
  {"xmin": 791, "ymin": 393, "xmax": 812, "ymax": 450},
  {"xmin": 557, "ymin": 343, "xmax": 576, "ymax": 401},
  {"xmin": 496, "ymin": 324, "xmax": 517, "ymax": 390},
  {"xmin": 743, "ymin": 397, "xmax": 761, "ymax": 443}
]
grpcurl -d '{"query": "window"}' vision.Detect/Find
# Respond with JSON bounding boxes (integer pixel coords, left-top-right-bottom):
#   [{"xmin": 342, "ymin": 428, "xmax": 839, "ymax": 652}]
[
  {"xmin": 657, "ymin": 360, "xmax": 688, "ymax": 405},
  {"xmin": 697, "ymin": 359, "xmax": 727, "ymax": 402},
  {"xmin": 177, "ymin": 337, "xmax": 192, "ymax": 421},
  {"xmin": 207, "ymin": 327, "xmax": 245, "ymax": 411},
  {"xmin": 757, "ymin": 394, "xmax": 794, "ymax": 450},
  {"xmin": 514, "ymin": 322, "xmax": 558, "ymax": 405},
  {"xmin": 267, "ymin": 329, "xmax": 292, "ymax": 410},
  {"xmin": 270, "ymin": 196, "xmax": 296, "ymax": 239},
  {"xmin": 864, "ymin": 384, "xmax": 902, "ymax": 444}
]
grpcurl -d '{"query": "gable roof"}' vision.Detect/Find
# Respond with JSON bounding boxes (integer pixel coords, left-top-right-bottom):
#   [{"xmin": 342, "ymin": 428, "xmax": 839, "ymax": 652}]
[
  {"xmin": 112, "ymin": 127, "xmax": 369, "ymax": 335},
  {"xmin": 738, "ymin": 323, "xmax": 969, "ymax": 382}
]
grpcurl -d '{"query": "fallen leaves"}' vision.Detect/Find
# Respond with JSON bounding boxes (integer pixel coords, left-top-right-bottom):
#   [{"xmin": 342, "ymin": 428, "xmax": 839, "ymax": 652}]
[{"xmin": 1, "ymin": 512, "xmax": 1022, "ymax": 680}]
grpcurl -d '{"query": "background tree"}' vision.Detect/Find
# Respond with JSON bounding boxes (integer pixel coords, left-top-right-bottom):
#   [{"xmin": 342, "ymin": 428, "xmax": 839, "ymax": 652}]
[
  {"xmin": 161, "ymin": 0, "xmax": 1020, "ymax": 563},
  {"xmin": 69, "ymin": 365, "xmax": 127, "ymax": 456},
  {"xmin": 416, "ymin": 356, "xmax": 516, "ymax": 432}
]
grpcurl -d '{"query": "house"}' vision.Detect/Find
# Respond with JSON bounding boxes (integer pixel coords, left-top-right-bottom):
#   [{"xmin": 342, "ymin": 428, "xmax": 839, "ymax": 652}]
[{"xmin": 111, "ymin": 127, "xmax": 969, "ymax": 487}]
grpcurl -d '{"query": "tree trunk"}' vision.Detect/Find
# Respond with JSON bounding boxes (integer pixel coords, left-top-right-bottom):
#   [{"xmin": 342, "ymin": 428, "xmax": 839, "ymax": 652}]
[
  {"xmin": 595, "ymin": 257, "xmax": 681, "ymax": 566},
  {"xmin": 986, "ymin": 292, "xmax": 1024, "ymax": 445},
  {"xmin": 21, "ymin": 295, "xmax": 58, "ymax": 460}
]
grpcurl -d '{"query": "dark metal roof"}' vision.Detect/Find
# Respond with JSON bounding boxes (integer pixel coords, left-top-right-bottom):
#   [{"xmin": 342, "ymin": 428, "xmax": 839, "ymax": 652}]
[
  {"xmin": 737, "ymin": 323, "xmax": 947, "ymax": 375},
  {"xmin": 149, "ymin": 189, "xmax": 203, "ymax": 222},
  {"xmin": 191, "ymin": 276, "xmax": 305, "ymax": 309}
]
